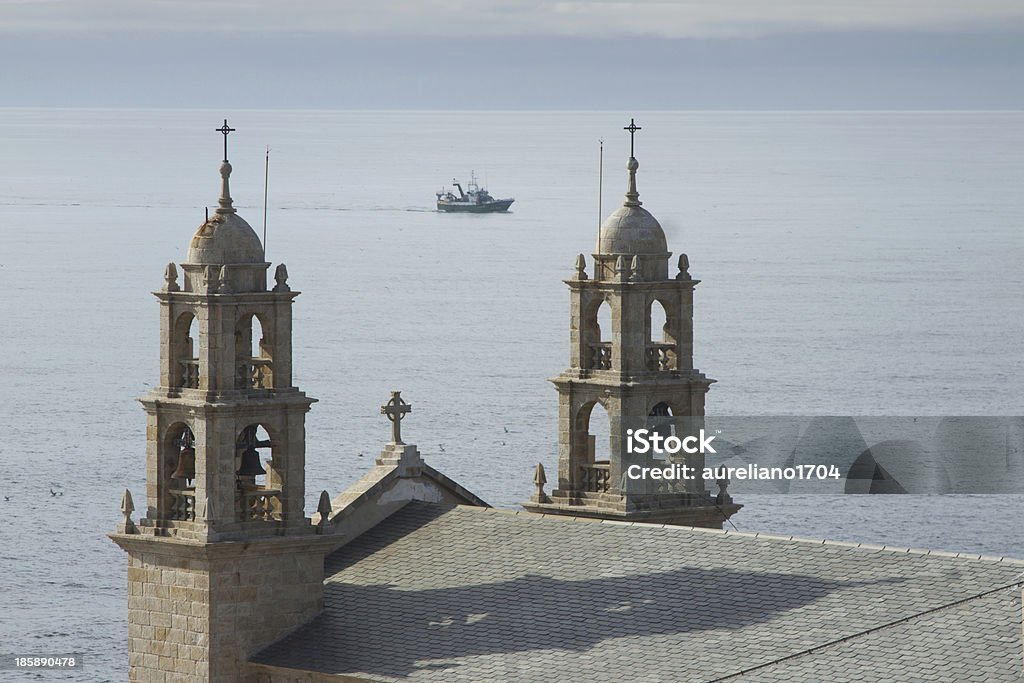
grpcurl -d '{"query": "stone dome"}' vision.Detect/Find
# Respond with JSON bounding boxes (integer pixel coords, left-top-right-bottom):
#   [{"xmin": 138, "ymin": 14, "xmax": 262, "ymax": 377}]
[
  {"xmin": 596, "ymin": 157, "xmax": 669, "ymax": 255},
  {"xmin": 186, "ymin": 212, "xmax": 265, "ymax": 265},
  {"xmin": 596, "ymin": 204, "xmax": 668, "ymax": 255},
  {"xmin": 185, "ymin": 159, "xmax": 265, "ymax": 265}
]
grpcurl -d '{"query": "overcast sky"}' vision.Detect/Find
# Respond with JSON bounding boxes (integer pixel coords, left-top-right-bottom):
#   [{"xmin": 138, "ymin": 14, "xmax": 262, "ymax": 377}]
[{"xmin": 2, "ymin": 0, "xmax": 1023, "ymax": 108}]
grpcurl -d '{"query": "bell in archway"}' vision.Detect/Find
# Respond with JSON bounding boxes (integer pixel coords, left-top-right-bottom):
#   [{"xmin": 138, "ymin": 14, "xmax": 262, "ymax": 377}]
[
  {"xmin": 171, "ymin": 447, "xmax": 196, "ymax": 482},
  {"xmin": 237, "ymin": 447, "xmax": 267, "ymax": 477}
]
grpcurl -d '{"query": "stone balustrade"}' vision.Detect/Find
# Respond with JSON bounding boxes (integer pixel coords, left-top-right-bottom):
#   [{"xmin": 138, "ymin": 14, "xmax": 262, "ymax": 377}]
[
  {"xmin": 237, "ymin": 358, "xmax": 273, "ymax": 390},
  {"xmin": 588, "ymin": 343, "xmax": 612, "ymax": 370},
  {"xmin": 580, "ymin": 462, "xmax": 611, "ymax": 493},
  {"xmin": 180, "ymin": 360, "xmax": 200, "ymax": 388},
  {"xmin": 645, "ymin": 343, "xmax": 676, "ymax": 371},
  {"xmin": 168, "ymin": 489, "xmax": 196, "ymax": 521},
  {"xmin": 240, "ymin": 488, "xmax": 282, "ymax": 521}
]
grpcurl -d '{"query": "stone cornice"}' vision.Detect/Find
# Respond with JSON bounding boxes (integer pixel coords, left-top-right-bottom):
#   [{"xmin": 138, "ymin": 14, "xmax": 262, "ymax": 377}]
[
  {"xmin": 550, "ymin": 372, "xmax": 717, "ymax": 390},
  {"xmin": 139, "ymin": 390, "xmax": 317, "ymax": 412},
  {"xmin": 563, "ymin": 279, "xmax": 699, "ymax": 291},
  {"xmin": 108, "ymin": 530, "xmax": 343, "ymax": 560},
  {"xmin": 153, "ymin": 290, "xmax": 300, "ymax": 303}
]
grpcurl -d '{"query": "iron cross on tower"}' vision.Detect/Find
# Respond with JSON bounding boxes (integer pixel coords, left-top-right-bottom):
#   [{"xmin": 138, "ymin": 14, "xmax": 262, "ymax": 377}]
[
  {"xmin": 381, "ymin": 391, "xmax": 413, "ymax": 444},
  {"xmin": 624, "ymin": 117, "xmax": 642, "ymax": 158},
  {"xmin": 216, "ymin": 119, "xmax": 236, "ymax": 162}
]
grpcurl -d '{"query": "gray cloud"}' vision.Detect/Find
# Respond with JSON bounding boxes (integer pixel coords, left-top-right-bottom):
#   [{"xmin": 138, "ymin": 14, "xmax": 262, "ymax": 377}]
[
  {"xmin": 3, "ymin": 29, "xmax": 1023, "ymax": 109},
  {"xmin": 3, "ymin": 0, "xmax": 1024, "ymax": 38}
]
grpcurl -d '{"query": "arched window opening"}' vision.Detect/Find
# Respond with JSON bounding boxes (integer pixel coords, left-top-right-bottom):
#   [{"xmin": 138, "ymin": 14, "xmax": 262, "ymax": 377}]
[
  {"xmin": 588, "ymin": 402, "xmax": 611, "ymax": 463},
  {"xmin": 647, "ymin": 402, "xmax": 675, "ymax": 460},
  {"xmin": 166, "ymin": 423, "xmax": 196, "ymax": 522},
  {"xmin": 646, "ymin": 299, "xmax": 677, "ymax": 371},
  {"xmin": 649, "ymin": 300, "xmax": 668, "ymax": 343},
  {"xmin": 235, "ymin": 314, "xmax": 273, "ymax": 390},
  {"xmin": 589, "ymin": 300, "xmax": 613, "ymax": 370},
  {"xmin": 235, "ymin": 424, "xmax": 280, "ymax": 522},
  {"xmin": 251, "ymin": 315, "xmax": 265, "ymax": 359},
  {"xmin": 597, "ymin": 300, "xmax": 612, "ymax": 343},
  {"xmin": 172, "ymin": 313, "xmax": 200, "ymax": 389},
  {"xmin": 577, "ymin": 402, "xmax": 611, "ymax": 493}
]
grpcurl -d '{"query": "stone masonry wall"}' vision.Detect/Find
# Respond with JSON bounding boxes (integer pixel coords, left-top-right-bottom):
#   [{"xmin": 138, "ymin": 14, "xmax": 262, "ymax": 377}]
[
  {"xmin": 127, "ymin": 551, "xmax": 211, "ymax": 682},
  {"xmin": 208, "ymin": 548, "xmax": 325, "ymax": 680},
  {"xmin": 124, "ymin": 539, "xmax": 329, "ymax": 682}
]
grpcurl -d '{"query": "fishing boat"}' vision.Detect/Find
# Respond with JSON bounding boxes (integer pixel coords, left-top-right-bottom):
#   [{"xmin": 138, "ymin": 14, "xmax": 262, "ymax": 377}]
[{"xmin": 436, "ymin": 172, "xmax": 514, "ymax": 213}]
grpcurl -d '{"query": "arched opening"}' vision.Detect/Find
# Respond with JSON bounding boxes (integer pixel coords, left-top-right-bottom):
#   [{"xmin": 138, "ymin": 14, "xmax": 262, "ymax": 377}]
[
  {"xmin": 576, "ymin": 401, "xmax": 611, "ymax": 493},
  {"xmin": 588, "ymin": 402, "xmax": 611, "ymax": 463},
  {"xmin": 164, "ymin": 422, "xmax": 196, "ymax": 521},
  {"xmin": 587, "ymin": 299, "xmax": 613, "ymax": 370},
  {"xmin": 250, "ymin": 315, "xmax": 264, "ymax": 358},
  {"xmin": 646, "ymin": 299, "xmax": 677, "ymax": 371},
  {"xmin": 172, "ymin": 312, "xmax": 199, "ymax": 389},
  {"xmin": 235, "ymin": 313, "xmax": 273, "ymax": 390},
  {"xmin": 597, "ymin": 300, "xmax": 612, "ymax": 343},
  {"xmin": 649, "ymin": 300, "xmax": 668, "ymax": 343},
  {"xmin": 235, "ymin": 424, "xmax": 281, "ymax": 521},
  {"xmin": 647, "ymin": 402, "xmax": 674, "ymax": 460}
]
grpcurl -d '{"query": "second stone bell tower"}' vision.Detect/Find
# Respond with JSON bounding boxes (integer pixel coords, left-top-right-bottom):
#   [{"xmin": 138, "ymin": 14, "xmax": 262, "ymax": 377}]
[
  {"xmin": 110, "ymin": 121, "xmax": 338, "ymax": 681},
  {"xmin": 524, "ymin": 119, "xmax": 741, "ymax": 528}
]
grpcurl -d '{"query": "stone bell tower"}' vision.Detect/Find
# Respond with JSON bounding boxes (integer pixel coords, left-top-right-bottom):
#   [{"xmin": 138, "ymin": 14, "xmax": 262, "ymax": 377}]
[
  {"xmin": 524, "ymin": 119, "xmax": 741, "ymax": 528},
  {"xmin": 110, "ymin": 121, "xmax": 338, "ymax": 682}
]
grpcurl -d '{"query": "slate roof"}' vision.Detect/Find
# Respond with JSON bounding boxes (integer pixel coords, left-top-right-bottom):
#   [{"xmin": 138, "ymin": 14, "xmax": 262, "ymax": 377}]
[{"xmin": 252, "ymin": 502, "xmax": 1024, "ymax": 682}]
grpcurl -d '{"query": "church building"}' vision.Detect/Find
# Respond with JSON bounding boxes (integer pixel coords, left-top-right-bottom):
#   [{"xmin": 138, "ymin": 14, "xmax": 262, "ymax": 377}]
[{"xmin": 111, "ymin": 120, "xmax": 1024, "ymax": 682}]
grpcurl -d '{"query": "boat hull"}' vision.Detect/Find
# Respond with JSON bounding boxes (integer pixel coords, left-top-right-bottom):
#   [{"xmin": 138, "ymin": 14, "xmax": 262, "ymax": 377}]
[{"xmin": 437, "ymin": 198, "xmax": 514, "ymax": 213}]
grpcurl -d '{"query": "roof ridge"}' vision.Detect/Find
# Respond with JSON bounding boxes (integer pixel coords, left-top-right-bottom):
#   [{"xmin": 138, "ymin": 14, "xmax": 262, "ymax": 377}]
[
  {"xmin": 704, "ymin": 582, "xmax": 1023, "ymax": 682},
  {"xmin": 445, "ymin": 504, "xmax": 1024, "ymax": 566}
]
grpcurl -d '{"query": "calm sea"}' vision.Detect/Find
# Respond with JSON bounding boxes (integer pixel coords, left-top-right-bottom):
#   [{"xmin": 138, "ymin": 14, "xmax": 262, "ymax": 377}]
[{"xmin": 0, "ymin": 109, "xmax": 1022, "ymax": 679}]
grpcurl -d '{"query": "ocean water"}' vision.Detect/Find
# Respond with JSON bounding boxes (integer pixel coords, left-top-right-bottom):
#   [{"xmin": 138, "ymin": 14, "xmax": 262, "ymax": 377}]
[{"xmin": 0, "ymin": 109, "xmax": 1022, "ymax": 679}]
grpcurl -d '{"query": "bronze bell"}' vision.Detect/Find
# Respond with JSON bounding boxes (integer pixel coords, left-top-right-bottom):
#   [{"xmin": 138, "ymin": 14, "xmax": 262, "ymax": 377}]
[
  {"xmin": 171, "ymin": 447, "xmax": 196, "ymax": 482},
  {"xmin": 237, "ymin": 447, "xmax": 267, "ymax": 477}
]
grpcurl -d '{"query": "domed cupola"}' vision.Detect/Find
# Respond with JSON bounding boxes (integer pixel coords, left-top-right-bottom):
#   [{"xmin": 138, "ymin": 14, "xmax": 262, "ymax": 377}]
[
  {"xmin": 185, "ymin": 171, "xmax": 265, "ymax": 266},
  {"xmin": 594, "ymin": 119, "xmax": 671, "ymax": 282},
  {"xmin": 596, "ymin": 155, "xmax": 669, "ymax": 256},
  {"xmin": 180, "ymin": 120, "xmax": 269, "ymax": 294},
  {"xmin": 186, "ymin": 120, "xmax": 265, "ymax": 267}
]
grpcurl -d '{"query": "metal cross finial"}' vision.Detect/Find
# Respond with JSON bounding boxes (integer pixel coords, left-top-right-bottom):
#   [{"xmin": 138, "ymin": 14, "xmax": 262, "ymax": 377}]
[
  {"xmin": 216, "ymin": 119, "xmax": 236, "ymax": 161},
  {"xmin": 624, "ymin": 117, "xmax": 642, "ymax": 157},
  {"xmin": 381, "ymin": 391, "xmax": 412, "ymax": 445}
]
